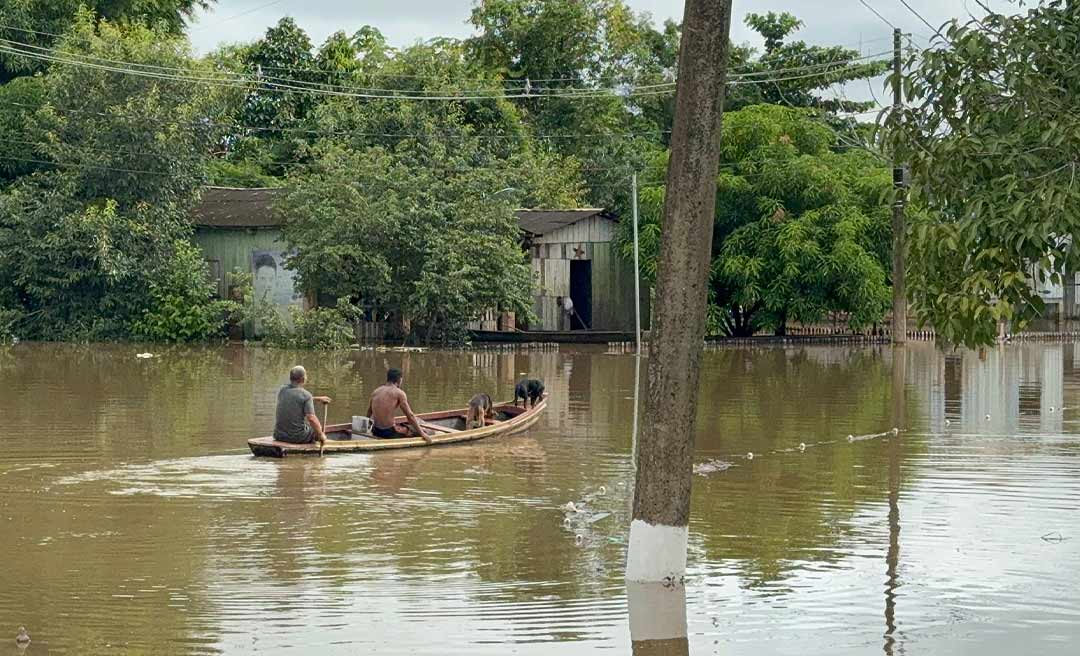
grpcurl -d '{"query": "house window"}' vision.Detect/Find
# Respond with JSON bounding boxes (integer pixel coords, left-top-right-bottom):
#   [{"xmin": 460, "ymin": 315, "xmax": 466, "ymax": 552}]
[{"xmin": 205, "ymin": 258, "xmax": 224, "ymax": 298}]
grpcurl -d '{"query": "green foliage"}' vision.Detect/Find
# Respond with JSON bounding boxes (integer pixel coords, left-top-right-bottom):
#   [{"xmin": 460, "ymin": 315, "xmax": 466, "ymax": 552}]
[
  {"xmin": 887, "ymin": 1, "xmax": 1080, "ymax": 347},
  {"xmin": 0, "ymin": 0, "xmax": 214, "ymax": 82},
  {"xmin": 132, "ymin": 242, "xmax": 235, "ymax": 342},
  {"xmin": 259, "ymin": 306, "xmax": 354, "ymax": 350},
  {"xmin": 468, "ymin": 0, "xmax": 669, "ymax": 211},
  {"xmin": 0, "ymin": 306, "xmax": 21, "ymax": 342},
  {"xmin": 622, "ymin": 105, "xmax": 892, "ymax": 336},
  {"xmin": 729, "ymin": 12, "xmax": 890, "ymax": 115},
  {"xmin": 0, "ymin": 75, "xmax": 46, "ymax": 183},
  {"xmin": 0, "ymin": 13, "xmax": 220, "ymax": 341},
  {"xmin": 206, "ymin": 159, "xmax": 280, "ymax": 188},
  {"xmin": 278, "ymin": 142, "xmax": 536, "ymax": 343}
]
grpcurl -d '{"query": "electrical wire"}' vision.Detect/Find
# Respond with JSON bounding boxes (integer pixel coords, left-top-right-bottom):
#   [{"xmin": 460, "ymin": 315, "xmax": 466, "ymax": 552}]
[
  {"xmin": 860, "ymin": 0, "xmax": 898, "ymax": 30},
  {"xmin": 0, "ymin": 36, "xmax": 657, "ymax": 96},
  {"xmin": 0, "ymin": 98, "xmax": 670, "ymax": 142},
  {"xmin": 0, "ymin": 135, "xmax": 883, "ymax": 183},
  {"xmin": 0, "ymin": 20, "xmax": 900, "ymax": 86},
  {"xmin": 0, "ymin": 40, "xmax": 675, "ymax": 100},
  {"xmin": 895, "ymin": 0, "xmax": 946, "ymax": 39},
  {"xmin": 189, "ymin": 0, "xmax": 289, "ymax": 32},
  {"xmin": 0, "ymin": 35, "xmax": 892, "ymax": 101}
]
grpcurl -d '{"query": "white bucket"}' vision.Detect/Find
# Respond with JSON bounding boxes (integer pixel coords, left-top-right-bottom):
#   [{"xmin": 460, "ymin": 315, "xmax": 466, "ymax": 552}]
[{"xmin": 352, "ymin": 416, "xmax": 373, "ymax": 434}]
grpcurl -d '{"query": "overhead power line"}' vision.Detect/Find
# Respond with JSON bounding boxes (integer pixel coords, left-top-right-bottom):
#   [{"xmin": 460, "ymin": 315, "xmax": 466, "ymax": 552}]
[
  {"xmin": 0, "ymin": 40, "xmax": 675, "ymax": 100},
  {"xmin": 860, "ymin": 0, "xmax": 898, "ymax": 30},
  {"xmin": 0, "ymin": 98, "xmax": 671, "ymax": 142},
  {"xmin": 895, "ymin": 0, "xmax": 946, "ymax": 39},
  {"xmin": 0, "ymin": 20, "xmax": 898, "ymax": 86},
  {"xmin": 189, "ymin": 0, "xmax": 289, "ymax": 33},
  {"xmin": 0, "ymin": 34, "xmax": 892, "ymax": 101}
]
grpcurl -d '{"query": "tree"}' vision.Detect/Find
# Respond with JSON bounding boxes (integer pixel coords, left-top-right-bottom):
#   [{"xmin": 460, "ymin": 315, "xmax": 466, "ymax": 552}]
[
  {"xmin": 887, "ymin": 1, "xmax": 1080, "ymax": 347},
  {"xmin": 276, "ymin": 146, "xmax": 535, "ymax": 343},
  {"xmin": 0, "ymin": 13, "xmax": 228, "ymax": 340},
  {"xmin": 0, "ymin": 75, "xmax": 47, "ymax": 184},
  {"xmin": 468, "ymin": 0, "xmax": 669, "ymax": 211},
  {"xmin": 626, "ymin": 0, "xmax": 732, "ymax": 586},
  {"xmin": 0, "ymin": 0, "xmax": 213, "ymax": 82},
  {"xmin": 623, "ymin": 105, "xmax": 892, "ymax": 336},
  {"xmin": 728, "ymin": 12, "xmax": 889, "ymax": 114}
]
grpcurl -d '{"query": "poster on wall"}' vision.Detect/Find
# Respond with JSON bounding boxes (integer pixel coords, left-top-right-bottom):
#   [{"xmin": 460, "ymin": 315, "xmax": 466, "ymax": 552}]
[{"xmin": 252, "ymin": 250, "xmax": 304, "ymax": 333}]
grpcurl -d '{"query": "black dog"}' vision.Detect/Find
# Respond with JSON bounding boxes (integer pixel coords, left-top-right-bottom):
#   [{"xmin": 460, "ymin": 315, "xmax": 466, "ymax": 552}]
[{"xmin": 514, "ymin": 378, "xmax": 545, "ymax": 408}]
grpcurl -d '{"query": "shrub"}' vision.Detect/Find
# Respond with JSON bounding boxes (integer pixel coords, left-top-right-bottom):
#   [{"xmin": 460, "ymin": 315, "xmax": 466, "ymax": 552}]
[
  {"xmin": 132, "ymin": 242, "xmax": 237, "ymax": 343},
  {"xmin": 262, "ymin": 307, "xmax": 354, "ymax": 350},
  {"xmin": 0, "ymin": 307, "xmax": 22, "ymax": 343}
]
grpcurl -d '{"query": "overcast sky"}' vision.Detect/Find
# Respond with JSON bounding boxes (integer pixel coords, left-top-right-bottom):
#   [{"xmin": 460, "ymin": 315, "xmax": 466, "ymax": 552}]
[{"xmin": 188, "ymin": 0, "xmax": 1021, "ymax": 54}]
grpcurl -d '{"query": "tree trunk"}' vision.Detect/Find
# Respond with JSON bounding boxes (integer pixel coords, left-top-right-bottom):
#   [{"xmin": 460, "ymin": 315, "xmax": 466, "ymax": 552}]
[
  {"xmin": 774, "ymin": 309, "xmax": 788, "ymax": 337},
  {"xmin": 626, "ymin": 0, "xmax": 733, "ymax": 584}
]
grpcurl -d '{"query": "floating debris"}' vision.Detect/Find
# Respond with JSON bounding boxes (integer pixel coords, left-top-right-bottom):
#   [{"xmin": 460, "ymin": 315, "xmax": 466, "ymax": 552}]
[
  {"xmin": 798, "ymin": 443, "xmax": 806, "ymax": 451},
  {"xmin": 693, "ymin": 459, "xmax": 733, "ymax": 476},
  {"xmin": 585, "ymin": 511, "xmax": 611, "ymax": 525},
  {"xmin": 16, "ymin": 627, "xmax": 29, "ymax": 645},
  {"xmin": 135, "ymin": 353, "xmax": 155, "ymax": 359},
  {"xmin": 746, "ymin": 452, "xmax": 754, "ymax": 460}
]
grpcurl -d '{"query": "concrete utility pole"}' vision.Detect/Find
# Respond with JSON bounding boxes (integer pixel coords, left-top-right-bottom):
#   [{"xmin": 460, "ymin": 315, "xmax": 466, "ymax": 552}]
[
  {"xmin": 891, "ymin": 28, "xmax": 908, "ymax": 345},
  {"xmin": 626, "ymin": 0, "xmax": 732, "ymax": 584}
]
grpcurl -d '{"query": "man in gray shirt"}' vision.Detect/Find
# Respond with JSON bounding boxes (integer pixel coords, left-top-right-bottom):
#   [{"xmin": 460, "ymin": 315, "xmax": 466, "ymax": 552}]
[{"xmin": 274, "ymin": 366, "xmax": 332, "ymax": 444}]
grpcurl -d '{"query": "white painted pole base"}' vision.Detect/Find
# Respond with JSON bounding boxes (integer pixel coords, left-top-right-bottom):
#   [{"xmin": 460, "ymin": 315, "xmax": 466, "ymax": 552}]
[{"xmin": 625, "ymin": 520, "xmax": 688, "ymax": 583}]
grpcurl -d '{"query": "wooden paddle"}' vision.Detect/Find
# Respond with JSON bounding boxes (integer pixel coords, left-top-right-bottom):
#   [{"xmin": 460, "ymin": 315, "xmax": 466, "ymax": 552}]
[{"xmin": 320, "ymin": 403, "xmax": 328, "ymax": 457}]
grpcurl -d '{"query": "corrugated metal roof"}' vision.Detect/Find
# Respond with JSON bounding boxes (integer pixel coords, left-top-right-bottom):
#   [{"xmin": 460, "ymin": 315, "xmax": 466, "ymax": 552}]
[
  {"xmin": 192, "ymin": 187, "xmax": 285, "ymax": 228},
  {"xmin": 514, "ymin": 209, "xmax": 611, "ymax": 236},
  {"xmin": 193, "ymin": 187, "xmax": 612, "ymax": 234}
]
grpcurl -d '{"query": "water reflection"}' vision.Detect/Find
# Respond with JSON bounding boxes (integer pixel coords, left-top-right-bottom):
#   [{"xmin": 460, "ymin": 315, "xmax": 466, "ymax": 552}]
[
  {"xmin": 627, "ymin": 583, "xmax": 688, "ymax": 656},
  {"xmin": 1, "ymin": 342, "xmax": 1079, "ymax": 653},
  {"xmin": 885, "ymin": 347, "xmax": 905, "ymax": 656}
]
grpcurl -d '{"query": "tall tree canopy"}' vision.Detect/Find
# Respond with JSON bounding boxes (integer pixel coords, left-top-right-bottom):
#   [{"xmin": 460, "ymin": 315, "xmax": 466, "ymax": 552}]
[
  {"xmin": 0, "ymin": 12, "xmax": 229, "ymax": 340},
  {"xmin": 625, "ymin": 105, "xmax": 892, "ymax": 336},
  {"xmin": 889, "ymin": 0, "xmax": 1080, "ymax": 347}
]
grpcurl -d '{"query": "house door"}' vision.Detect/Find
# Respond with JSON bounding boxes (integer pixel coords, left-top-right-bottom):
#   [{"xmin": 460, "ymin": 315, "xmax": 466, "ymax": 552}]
[{"xmin": 570, "ymin": 260, "xmax": 592, "ymax": 330}]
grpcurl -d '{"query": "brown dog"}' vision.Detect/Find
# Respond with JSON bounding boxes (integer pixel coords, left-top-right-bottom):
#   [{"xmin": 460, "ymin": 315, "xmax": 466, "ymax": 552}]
[{"xmin": 466, "ymin": 393, "xmax": 494, "ymax": 429}]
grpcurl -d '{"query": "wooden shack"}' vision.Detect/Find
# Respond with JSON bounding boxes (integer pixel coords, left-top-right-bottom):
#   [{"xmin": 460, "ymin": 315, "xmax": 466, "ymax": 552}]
[{"xmin": 519, "ymin": 209, "xmax": 649, "ymax": 332}]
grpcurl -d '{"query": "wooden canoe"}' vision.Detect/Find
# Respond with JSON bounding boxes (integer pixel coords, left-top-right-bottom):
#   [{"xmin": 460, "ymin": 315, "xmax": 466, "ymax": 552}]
[{"xmin": 248, "ymin": 395, "xmax": 548, "ymax": 457}]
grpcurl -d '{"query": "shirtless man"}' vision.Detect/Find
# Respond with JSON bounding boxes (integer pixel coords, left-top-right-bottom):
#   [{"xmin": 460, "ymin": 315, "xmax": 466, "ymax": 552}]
[{"xmin": 367, "ymin": 368, "xmax": 432, "ymax": 443}]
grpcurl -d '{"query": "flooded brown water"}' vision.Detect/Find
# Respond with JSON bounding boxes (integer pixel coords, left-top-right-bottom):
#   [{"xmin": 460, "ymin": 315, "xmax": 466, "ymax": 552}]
[{"xmin": 1, "ymin": 342, "xmax": 1079, "ymax": 654}]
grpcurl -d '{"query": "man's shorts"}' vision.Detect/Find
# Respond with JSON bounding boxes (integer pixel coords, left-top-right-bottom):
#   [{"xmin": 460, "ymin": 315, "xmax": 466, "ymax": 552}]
[{"xmin": 372, "ymin": 425, "xmax": 408, "ymax": 439}]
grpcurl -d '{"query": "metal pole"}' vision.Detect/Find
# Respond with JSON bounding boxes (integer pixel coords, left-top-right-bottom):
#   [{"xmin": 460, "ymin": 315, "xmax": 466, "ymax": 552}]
[
  {"xmin": 891, "ymin": 28, "xmax": 908, "ymax": 345},
  {"xmin": 631, "ymin": 173, "xmax": 643, "ymax": 470},
  {"xmin": 632, "ymin": 172, "xmax": 643, "ymax": 354}
]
